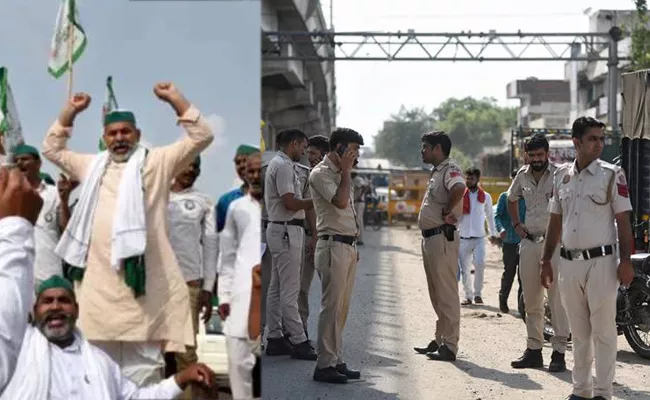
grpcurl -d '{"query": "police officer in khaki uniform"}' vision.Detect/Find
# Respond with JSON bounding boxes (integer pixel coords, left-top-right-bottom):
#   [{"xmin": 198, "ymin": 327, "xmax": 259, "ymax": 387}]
[
  {"xmin": 264, "ymin": 128, "xmax": 316, "ymax": 360},
  {"xmin": 298, "ymin": 135, "xmax": 329, "ymax": 337},
  {"xmin": 541, "ymin": 117, "xmax": 634, "ymax": 400},
  {"xmin": 309, "ymin": 127, "xmax": 363, "ymax": 384},
  {"xmin": 412, "ymin": 131, "xmax": 466, "ymax": 362},
  {"xmin": 507, "ymin": 133, "xmax": 569, "ymax": 372}
]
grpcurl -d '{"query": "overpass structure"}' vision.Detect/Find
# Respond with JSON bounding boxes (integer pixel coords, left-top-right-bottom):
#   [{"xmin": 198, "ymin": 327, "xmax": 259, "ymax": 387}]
[{"xmin": 261, "ymin": 0, "xmax": 336, "ymax": 150}]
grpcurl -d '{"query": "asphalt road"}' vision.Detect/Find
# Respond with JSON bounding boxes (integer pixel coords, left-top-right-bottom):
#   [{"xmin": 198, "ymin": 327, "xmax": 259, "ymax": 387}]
[{"xmin": 261, "ymin": 227, "xmax": 650, "ymax": 400}]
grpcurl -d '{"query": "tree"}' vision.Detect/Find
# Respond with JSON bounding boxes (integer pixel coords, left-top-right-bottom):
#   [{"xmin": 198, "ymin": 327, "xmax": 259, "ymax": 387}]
[
  {"xmin": 630, "ymin": 0, "xmax": 650, "ymax": 70},
  {"xmin": 373, "ymin": 97, "xmax": 516, "ymax": 167},
  {"xmin": 374, "ymin": 106, "xmax": 434, "ymax": 167}
]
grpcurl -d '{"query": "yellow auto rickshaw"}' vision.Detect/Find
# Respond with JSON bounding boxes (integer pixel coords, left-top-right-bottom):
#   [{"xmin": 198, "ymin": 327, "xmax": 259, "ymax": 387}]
[{"xmin": 387, "ymin": 170, "xmax": 430, "ymax": 229}]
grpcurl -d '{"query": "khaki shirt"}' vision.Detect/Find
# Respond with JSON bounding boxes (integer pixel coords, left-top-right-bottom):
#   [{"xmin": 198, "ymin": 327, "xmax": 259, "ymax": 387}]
[
  {"xmin": 418, "ymin": 158, "xmax": 465, "ymax": 230},
  {"xmin": 507, "ymin": 163, "xmax": 556, "ymax": 234},
  {"xmin": 260, "ymin": 164, "xmax": 269, "ymax": 221},
  {"xmin": 309, "ymin": 155, "xmax": 359, "ymax": 237},
  {"xmin": 549, "ymin": 159, "xmax": 632, "ymax": 250},
  {"xmin": 295, "ymin": 162, "xmax": 312, "ymax": 232},
  {"xmin": 264, "ymin": 151, "xmax": 305, "ymax": 221}
]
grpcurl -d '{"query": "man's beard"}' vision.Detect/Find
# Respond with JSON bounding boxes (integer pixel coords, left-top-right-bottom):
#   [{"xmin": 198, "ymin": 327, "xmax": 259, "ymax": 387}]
[
  {"xmin": 249, "ymin": 182, "xmax": 262, "ymax": 200},
  {"xmin": 467, "ymin": 183, "xmax": 478, "ymax": 190},
  {"xmin": 530, "ymin": 161, "xmax": 547, "ymax": 172},
  {"xmin": 37, "ymin": 312, "xmax": 76, "ymax": 342},
  {"xmin": 109, "ymin": 143, "xmax": 136, "ymax": 163}
]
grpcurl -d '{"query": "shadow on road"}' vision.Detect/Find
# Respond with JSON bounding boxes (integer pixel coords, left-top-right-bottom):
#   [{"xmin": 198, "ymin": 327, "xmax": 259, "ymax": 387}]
[
  {"xmin": 452, "ymin": 359, "xmax": 545, "ymax": 391},
  {"xmin": 616, "ymin": 349, "xmax": 650, "ymax": 366}
]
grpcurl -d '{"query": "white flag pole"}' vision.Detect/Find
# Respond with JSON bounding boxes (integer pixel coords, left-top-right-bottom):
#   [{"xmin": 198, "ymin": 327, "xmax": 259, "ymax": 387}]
[{"xmin": 67, "ymin": 20, "xmax": 74, "ymax": 101}]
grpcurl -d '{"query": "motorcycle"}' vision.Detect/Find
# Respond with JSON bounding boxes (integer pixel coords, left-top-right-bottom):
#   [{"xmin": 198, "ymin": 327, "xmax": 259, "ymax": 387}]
[{"xmin": 518, "ymin": 252, "xmax": 650, "ymax": 359}]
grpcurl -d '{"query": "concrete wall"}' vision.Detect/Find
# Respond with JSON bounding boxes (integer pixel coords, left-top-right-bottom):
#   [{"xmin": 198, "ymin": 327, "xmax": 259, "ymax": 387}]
[{"xmin": 261, "ymin": 0, "xmax": 336, "ymax": 150}]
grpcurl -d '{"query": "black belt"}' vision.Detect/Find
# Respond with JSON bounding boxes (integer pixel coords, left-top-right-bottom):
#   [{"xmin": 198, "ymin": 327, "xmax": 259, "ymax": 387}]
[
  {"xmin": 525, "ymin": 233, "xmax": 545, "ymax": 244},
  {"xmin": 422, "ymin": 227, "xmax": 442, "ymax": 238},
  {"xmin": 460, "ymin": 236, "xmax": 482, "ymax": 240},
  {"xmin": 319, "ymin": 234, "xmax": 356, "ymax": 246},
  {"xmin": 262, "ymin": 219, "xmax": 269, "ymax": 229},
  {"xmin": 269, "ymin": 219, "xmax": 305, "ymax": 227},
  {"xmin": 560, "ymin": 245, "xmax": 616, "ymax": 261}
]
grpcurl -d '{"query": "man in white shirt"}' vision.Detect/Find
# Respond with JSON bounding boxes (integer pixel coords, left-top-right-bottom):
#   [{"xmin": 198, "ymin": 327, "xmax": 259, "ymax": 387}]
[
  {"xmin": 0, "ymin": 166, "xmax": 44, "ymax": 392},
  {"xmin": 218, "ymin": 150, "xmax": 262, "ymax": 399},
  {"xmin": 458, "ymin": 167, "xmax": 497, "ymax": 305},
  {"xmin": 1, "ymin": 275, "xmax": 216, "ymax": 399},
  {"xmin": 167, "ymin": 154, "xmax": 218, "ymax": 399},
  {"xmin": 13, "ymin": 144, "xmax": 76, "ymax": 289}
]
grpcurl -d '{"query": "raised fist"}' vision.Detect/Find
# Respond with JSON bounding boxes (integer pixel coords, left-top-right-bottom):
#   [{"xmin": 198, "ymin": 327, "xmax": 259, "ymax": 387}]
[
  {"xmin": 57, "ymin": 173, "xmax": 79, "ymax": 201},
  {"xmin": 0, "ymin": 167, "xmax": 43, "ymax": 225},
  {"xmin": 153, "ymin": 82, "xmax": 180, "ymax": 102},
  {"xmin": 68, "ymin": 93, "xmax": 91, "ymax": 113}
]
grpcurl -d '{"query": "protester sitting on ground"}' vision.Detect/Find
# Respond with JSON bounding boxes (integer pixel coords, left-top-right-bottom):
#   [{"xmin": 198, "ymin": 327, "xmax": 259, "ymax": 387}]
[{"xmin": 1, "ymin": 275, "xmax": 216, "ymax": 399}]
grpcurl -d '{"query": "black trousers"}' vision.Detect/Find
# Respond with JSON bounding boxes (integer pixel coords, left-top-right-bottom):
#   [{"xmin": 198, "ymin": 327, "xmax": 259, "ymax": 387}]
[
  {"xmin": 499, "ymin": 242, "xmax": 522, "ymax": 302},
  {"xmin": 252, "ymin": 356, "xmax": 261, "ymax": 397}
]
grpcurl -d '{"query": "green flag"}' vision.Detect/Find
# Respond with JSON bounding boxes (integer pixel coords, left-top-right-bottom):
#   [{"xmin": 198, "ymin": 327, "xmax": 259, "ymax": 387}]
[
  {"xmin": 0, "ymin": 67, "xmax": 24, "ymax": 164},
  {"xmin": 99, "ymin": 76, "xmax": 118, "ymax": 151},
  {"xmin": 48, "ymin": 0, "xmax": 88, "ymax": 79}
]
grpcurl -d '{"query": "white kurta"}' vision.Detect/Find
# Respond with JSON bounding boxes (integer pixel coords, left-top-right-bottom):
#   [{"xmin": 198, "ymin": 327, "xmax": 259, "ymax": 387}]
[
  {"xmin": 0, "ymin": 216, "xmax": 35, "ymax": 392},
  {"xmin": 2, "ymin": 326, "xmax": 183, "ymax": 400},
  {"xmin": 167, "ymin": 187, "xmax": 218, "ymax": 290},
  {"xmin": 217, "ymin": 194, "xmax": 261, "ymax": 339},
  {"xmin": 34, "ymin": 182, "xmax": 63, "ymax": 282}
]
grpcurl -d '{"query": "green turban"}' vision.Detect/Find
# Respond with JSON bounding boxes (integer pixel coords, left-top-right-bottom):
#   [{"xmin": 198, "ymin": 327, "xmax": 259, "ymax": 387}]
[
  {"xmin": 37, "ymin": 275, "xmax": 74, "ymax": 297},
  {"xmin": 236, "ymin": 144, "xmax": 259, "ymax": 156},
  {"xmin": 39, "ymin": 172, "xmax": 55, "ymax": 185},
  {"xmin": 104, "ymin": 110, "xmax": 137, "ymax": 127},
  {"xmin": 14, "ymin": 144, "xmax": 40, "ymax": 159}
]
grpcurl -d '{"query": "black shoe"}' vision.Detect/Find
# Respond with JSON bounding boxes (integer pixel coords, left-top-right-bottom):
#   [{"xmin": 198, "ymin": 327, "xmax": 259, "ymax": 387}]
[
  {"xmin": 426, "ymin": 344, "xmax": 456, "ymax": 362},
  {"xmin": 265, "ymin": 337, "xmax": 291, "ymax": 356},
  {"xmin": 313, "ymin": 367, "xmax": 348, "ymax": 383},
  {"xmin": 336, "ymin": 363, "xmax": 361, "ymax": 379},
  {"xmin": 592, "ymin": 396, "xmax": 607, "ymax": 400},
  {"xmin": 548, "ymin": 351, "xmax": 566, "ymax": 373},
  {"xmin": 474, "ymin": 296, "xmax": 484, "ymax": 304},
  {"xmin": 566, "ymin": 395, "xmax": 591, "ymax": 400},
  {"xmin": 461, "ymin": 298, "xmax": 473, "ymax": 306},
  {"xmin": 413, "ymin": 340, "xmax": 439, "ymax": 355},
  {"xmin": 290, "ymin": 340, "xmax": 318, "ymax": 360},
  {"xmin": 511, "ymin": 348, "xmax": 543, "ymax": 369},
  {"xmin": 499, "ymin": 297, "xmax": 510, "ymax": 313}
]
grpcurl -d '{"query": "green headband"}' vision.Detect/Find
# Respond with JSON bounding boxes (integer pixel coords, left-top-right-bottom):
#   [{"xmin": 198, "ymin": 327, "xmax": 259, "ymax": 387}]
[
  {"xmin": 39, "ymin": 172, "xmax": 55, "ymax": 185},
  {"xmin": 236, "ymin": 144, "xmax": 259, "ymax": 156},
  {"xmin": 14, "ymin": 144, "xmax": 40, "ymax": 159},
  {"xmin": 37, "ymin": 275, "xmax": 74, "ymax": 297},
  {"xmin": 104, "ymin": 110, "xmax": 137, "ymax": 127}
]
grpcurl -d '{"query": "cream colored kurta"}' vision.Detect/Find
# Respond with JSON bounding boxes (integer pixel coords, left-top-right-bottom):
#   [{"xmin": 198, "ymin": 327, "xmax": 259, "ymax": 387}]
[{"xmin": 42, "ymin": 106, "xmax": 214, "ymax": 352}]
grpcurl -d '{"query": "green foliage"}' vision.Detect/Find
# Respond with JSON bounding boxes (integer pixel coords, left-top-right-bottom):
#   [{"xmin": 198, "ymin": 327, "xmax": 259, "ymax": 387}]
[
  {"xmin": 373, "ymin": 97, "xmax": 516, "ymax": 167},
  {"xmin": 450, "ymin": 148, "xmax": 472, "ymax": 171},
  {"xmin": 630, "ymin": 0, "xmax": 650, "ymax": 70}
]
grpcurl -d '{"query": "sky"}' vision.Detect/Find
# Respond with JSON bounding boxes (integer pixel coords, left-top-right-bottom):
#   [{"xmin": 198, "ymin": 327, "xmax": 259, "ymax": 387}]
[
  {"xmin": 320, "ymin": 0, "xmax": 629, "ymax": 147},
  {"xmin": 0, "ymin": 0, "xmax": 260, "ymax": 199}
]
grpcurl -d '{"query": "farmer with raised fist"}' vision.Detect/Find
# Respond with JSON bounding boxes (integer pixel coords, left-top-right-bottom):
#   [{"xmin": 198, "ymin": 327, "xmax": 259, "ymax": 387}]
[
  {"xmin": 41, "ymin": 83, "xmax": 215, "ymax": 386},
  {"xmin": 0, "ymin": 167, "xmax": 44, "ymax": 391}
]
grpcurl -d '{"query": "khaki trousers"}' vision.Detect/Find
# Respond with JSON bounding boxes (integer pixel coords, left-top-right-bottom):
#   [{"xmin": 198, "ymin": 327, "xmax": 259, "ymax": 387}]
[
  {"xmin": 558, "ymin": 254, "xmax": 619, "ymax": 400},
  {"xmin": 519, "ymin": 239, "xmax": 569, "ymax": 352},
  {"xmin": 175, "ymin": 285, "xmax": 201, "ymax": 399},
  {"xmin": 421, "ymin": 232, "xmax": 461, "ymax": 354},
  {"xmin": 265, "ymin": 223, "xmax": 306, "ymax": 344},
  {"xmin": 315, "ymin": 238, "xmax": 358, "ymax": 369},
  {"xmin": 354, "ymin": 202, "xmax": 365, "ymax": 242},
  {"xmin": 298, "ymin": 233, "xmax": 317, "ymax": 330}
]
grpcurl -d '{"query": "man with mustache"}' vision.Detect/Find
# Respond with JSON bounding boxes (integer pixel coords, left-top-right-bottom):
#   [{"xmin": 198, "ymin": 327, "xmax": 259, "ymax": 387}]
[
  {"xmin": 12, "ymin": 144, "xmax": 78, "ymax": 289},
  {"xmin": 41, "ymin": 83, "xmax": 214, "ymax": 386},
  {"xmin": 507, "ymin": 133, "xmax": 569, "ymax": 373},
  {"xmin": 218, "ymin": 149, "xmax": 262, "ymax": 399},
  {"xmin": 1, "ymin": 275, "xmax": 216, "ymax": 399},
  {"xmin": 215, "ymin": 144, "xmax": 260, "ymax": 234},
  {"xmin": 167, "ymin": 155, "xmax": 218, "ymax": 399}
]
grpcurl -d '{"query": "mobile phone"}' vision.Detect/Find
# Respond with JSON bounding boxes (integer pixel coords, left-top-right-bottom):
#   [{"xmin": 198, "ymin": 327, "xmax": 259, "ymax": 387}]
[{"xmin": 336, "ymin": 144, "xmax": 348, "ymax": 157}]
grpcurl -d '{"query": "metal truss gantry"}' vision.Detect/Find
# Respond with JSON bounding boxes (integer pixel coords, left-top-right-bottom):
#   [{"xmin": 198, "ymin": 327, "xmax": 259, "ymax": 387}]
[{"xmin": 262, "ymin": 30, "xmax": 625, "ymax": 62}]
